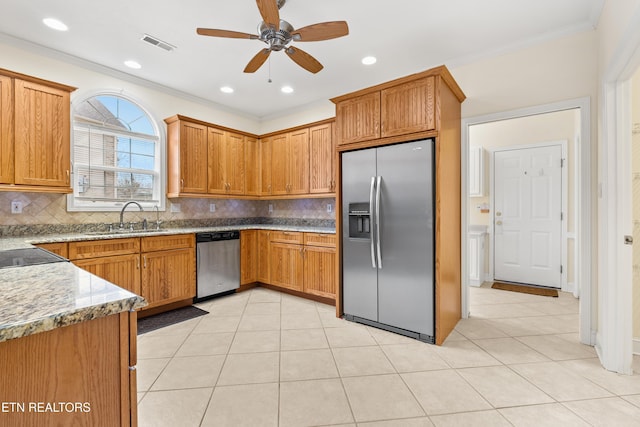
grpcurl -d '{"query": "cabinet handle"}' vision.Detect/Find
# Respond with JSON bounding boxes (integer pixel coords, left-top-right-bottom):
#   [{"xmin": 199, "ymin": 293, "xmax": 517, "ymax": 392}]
[
  {"xmin": 66, "ymin": 170, "xmax": 70, "ymax": 185},
  {"xmin": 268, "ymin": 184, "xmax": 272, "ymax": 193},
  {"xmin": 136, "ymin": 258, "xmax": 140, "ymax": 270},
  {"xmin": 143, "ymin": 255, "xmax": 147, "ymax": 269},
  {"xmin": 180, "ymin": 179, "xmax": 184, "ymax": 190}
]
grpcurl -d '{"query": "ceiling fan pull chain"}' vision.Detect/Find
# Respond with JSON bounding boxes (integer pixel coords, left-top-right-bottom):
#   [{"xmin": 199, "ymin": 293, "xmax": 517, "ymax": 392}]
[{"xmin": 268, "ymin": 55, "xmax": 272, "ymax": 83}]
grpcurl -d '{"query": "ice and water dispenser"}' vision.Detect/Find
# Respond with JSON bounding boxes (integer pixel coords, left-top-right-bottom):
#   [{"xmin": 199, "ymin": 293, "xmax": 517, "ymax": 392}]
[{"xmin": 348, "ymin": 202, "xmax": 371, "ymax": 239}]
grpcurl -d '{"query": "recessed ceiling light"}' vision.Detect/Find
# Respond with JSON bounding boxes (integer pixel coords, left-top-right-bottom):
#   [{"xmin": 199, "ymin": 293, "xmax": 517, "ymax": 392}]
[
  {"xmin": 281, "ymin": 86, "xmax": 294, "ymax": 94},
  {"xmin": 42, "ymin": 18, "xmax": 68, "ymax": 32},
  {"xmin": 124, "ymin": 60, "xmax": 142, "ymax": 70},
  {"xmin": 220, "ymin": 86, "xmax": 234, "ymax": 94},
  {"xmin": 362, "ymin": 56, "xmax": 377, "ymax": 65}
]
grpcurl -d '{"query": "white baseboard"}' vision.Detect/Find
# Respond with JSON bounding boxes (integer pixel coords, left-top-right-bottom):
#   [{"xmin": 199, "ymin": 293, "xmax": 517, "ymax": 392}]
[
  {"xmin": 634, "ymin": 338, "xmax": 640, "ymax": 355},
  {"xmin": 562, "ymin": 282, "xmax": 575, "ymax": 294}
]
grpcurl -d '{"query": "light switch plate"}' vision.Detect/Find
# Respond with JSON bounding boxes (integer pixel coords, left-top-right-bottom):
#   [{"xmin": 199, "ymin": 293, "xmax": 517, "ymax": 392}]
[
  {"xmin": 268, "ymin": 204, "xmax": 273, "ymax": 214},
  {"xmin": 170, "ymin": 203, "xmax": 181, "ymax": 213},
  {"xmin": 209, "ymin": 203, "xmax": 216, "ymax": 213},
  {"xmin": 327, "ymin": 204, "xmax": 332, "ymax": 213}
]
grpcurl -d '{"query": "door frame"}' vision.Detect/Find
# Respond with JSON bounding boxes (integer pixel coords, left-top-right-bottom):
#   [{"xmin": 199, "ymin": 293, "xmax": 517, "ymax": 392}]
[
  {"xmin": 598, "ymin": 8, "xmax": 640, "ymax": 374},
  {"xmin": 488, "ymin": 141, "xmax": 568, "ymax": 291},
  {"xmin": 461, "ymin": 96, "xmax": 593, "ymax": 348}
]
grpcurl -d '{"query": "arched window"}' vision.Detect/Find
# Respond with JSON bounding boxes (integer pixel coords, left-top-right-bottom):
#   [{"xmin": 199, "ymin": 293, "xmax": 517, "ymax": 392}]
[{"xmin": 68, "ymin": 93, "xmax": 163, "ymax": 211}]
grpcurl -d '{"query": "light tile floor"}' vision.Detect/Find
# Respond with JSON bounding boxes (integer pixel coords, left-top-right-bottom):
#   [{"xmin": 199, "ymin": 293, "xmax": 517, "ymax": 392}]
[{"xmin": 137, "ymin": 286, "xmax": 640, "ymax": 426}]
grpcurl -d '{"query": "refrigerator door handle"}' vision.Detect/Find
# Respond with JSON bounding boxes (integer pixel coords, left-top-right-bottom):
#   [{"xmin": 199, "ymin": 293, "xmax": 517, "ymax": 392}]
[
  {"xmin": 370, "ymin": 176, "xmax": 377, "ymax": 269},
  {"xmin": 375, "ymin": 175, "xmax": 383, "ymax": 269}
]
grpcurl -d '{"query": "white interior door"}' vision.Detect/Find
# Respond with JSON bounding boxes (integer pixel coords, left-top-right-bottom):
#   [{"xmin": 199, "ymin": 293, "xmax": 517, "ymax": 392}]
[{"xmin": 493, "ymin": 145, "xmax": 563, "ymax": 288}]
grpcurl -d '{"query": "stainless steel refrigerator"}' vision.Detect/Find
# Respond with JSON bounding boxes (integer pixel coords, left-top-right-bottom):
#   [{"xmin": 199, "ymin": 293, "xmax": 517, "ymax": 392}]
[{"xmin": 342, "ymin": 139, "xmax": 435, "ymax": 343}]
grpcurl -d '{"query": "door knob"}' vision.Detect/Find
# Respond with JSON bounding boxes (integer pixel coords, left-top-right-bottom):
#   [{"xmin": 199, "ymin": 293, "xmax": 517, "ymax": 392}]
[
  {"xmin": 496, "ymin": 212, "xmax": 502, "ymax": 217},
  {"xmin": 496, "ymin": 220, "xmax": 503, "ymax": 226}
]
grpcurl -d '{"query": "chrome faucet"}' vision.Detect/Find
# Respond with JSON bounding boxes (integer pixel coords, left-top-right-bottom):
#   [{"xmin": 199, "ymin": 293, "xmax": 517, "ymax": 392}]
[
  {"xmin": 119, "ymin": 201, "xmax": 143, "ymax": 229},
  {"xmin": 153, "ymin": 204, "xmax": 162, "ymax": 230}
]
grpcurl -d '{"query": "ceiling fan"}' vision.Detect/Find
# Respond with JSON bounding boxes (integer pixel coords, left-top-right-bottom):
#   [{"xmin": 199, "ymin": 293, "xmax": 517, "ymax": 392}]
[{"xmin": 196, "ymin": 0, "xmax": 349, "ymax": 74}]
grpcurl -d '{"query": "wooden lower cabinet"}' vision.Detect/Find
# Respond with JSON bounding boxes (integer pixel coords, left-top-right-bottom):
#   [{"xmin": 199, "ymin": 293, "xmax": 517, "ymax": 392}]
[
  {"xmin": 269, "ymin": 241, "xmax": 304, "ymax": 292},
  {"xmin": 35, "ymin": 242, "xmax": 68, "ymax": 258},
  {"xmin": 303, "ymin": 244, "xmax": 337, "ymax": 299},
  {"xmin": 74, "ymin": 254, "xmax": 141, "ymax": 295},
  {"xmin": 240, "ymin": 230, "xmax": 258, "ymax": 285},
  {"xmin": 0, "ymin": 311, "xmax": 137, "ymax": 427},
  {"xmin": 141, "ymin": 248, "xmax": 194, "ymax": 309},
  {"xmin": 257, "ymin": 230, "xmax": 271, "ymax": 284},
  {"xmin": 247, "ymin": 230, "xmax": 336, "ymax": 300},
  {"xmin": 69, "ymin": 235, "xmax": 195, "ymax": 312}
]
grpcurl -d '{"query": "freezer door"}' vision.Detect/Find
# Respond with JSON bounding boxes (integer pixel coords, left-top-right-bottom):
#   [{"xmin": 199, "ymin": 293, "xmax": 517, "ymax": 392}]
[
  {"xmin": 342, "ymin": 147, "xmax": 378, "ymax": 322},
  {"xmin": 376, "ymin": 139, "xmax": 435, "ymax": 336}
]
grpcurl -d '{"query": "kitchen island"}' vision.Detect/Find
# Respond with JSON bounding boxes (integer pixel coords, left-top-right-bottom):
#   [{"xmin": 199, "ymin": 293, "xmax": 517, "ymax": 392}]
[{"xmin": 0, "ymin": 245, "xmax": 146, "ymax": 427}]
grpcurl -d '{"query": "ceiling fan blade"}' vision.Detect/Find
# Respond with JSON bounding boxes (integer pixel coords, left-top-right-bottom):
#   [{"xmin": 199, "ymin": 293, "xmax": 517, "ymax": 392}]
[
  {"xmin": 256, "ymin": 0, "xmax": 280, "ymax": 30},
  {"xmin": 244, "ymin": 48, "xmax": 272, "ymax": 73},
  {"xmin": 196, "ymin": 28, "xmax": 258, "ymax": 39},
  {"xmin": 292, "ymin": 21, "xmax": 349, "ymax": 42},
  {"xmin": 285, "ymin": 46, "xmax": 323, "ymax": 74}
]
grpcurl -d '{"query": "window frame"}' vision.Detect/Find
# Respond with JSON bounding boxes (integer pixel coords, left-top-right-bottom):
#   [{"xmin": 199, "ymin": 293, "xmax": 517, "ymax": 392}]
[{"xmin": 67, "ymin": 90, "xmax": 166, "ymax": 212}]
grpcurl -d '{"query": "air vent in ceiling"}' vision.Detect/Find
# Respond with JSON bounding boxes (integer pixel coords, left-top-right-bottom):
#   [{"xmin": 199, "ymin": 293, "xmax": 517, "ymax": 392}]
[{"xmin": 141, "ymin": 34, "xmax": 176, "ymax": 52}]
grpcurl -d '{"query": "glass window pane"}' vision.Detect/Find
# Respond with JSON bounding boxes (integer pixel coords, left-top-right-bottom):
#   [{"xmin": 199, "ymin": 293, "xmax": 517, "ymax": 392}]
[{"xmin": 72, "ymin": 93, "xmax": 160, "ymax": 209}]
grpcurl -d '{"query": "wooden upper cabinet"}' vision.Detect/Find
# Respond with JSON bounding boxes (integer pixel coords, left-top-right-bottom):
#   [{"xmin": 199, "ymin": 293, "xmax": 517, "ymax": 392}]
[
  {"xmin": 208, "ymin": 128, "xmax": 246, "ymax": 195},
  {"xmin": 0, "ymin": 75, "xmax": 13, "ymax": 185},
  {"xmin": 167, "ymin": 119, "xmax": 208, "ymax": 195},
  {"xmin": 309, "ymin": 122, "xmax": 335, "ymax": 194},
  {"xmin": 244, "ymin": 136, "xmax": 260, "ymax": 196},
  {"xmin": 260, "ymin": 137, "xmax": 272, "ymax": 196},
  {"xmin": 13, "ymin": 79, "xmax": 71, "ymax": 188},
  {"xmin": 288, "ymin": 128, "xmax": 309, "ymax": 194},
  {"xmin": 270, "ymin": 133, "xmax": 289, "ymax": 195},
  {"xmin": 225, "ymin": 131, "xmax": 245, "ymax": 195},
  {"xmin": 207, "ymin": 127, "xmax": 226, "ymax": 194},
  {"xmin": 271, "ymin": 129, "xmax": 309, "ymax": 195},
  {"xmin": 381, "ymin": 76, "xmax": 435, "ymax": 138},
  {"xmin": 335, "ymin": 92, "xmax": 380, "ymax": 145}
]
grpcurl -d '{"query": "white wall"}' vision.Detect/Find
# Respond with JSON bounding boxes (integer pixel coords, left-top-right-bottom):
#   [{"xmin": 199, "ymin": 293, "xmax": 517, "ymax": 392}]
[{"xmin": 259, "ymin": 31, "xmax": 599, "ymax": 132}]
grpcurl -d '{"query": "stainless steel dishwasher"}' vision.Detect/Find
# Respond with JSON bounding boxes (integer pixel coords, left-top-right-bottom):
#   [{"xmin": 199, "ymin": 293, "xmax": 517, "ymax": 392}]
[{"xmin": 194, "ymin": 231, "xmax": 240, "ymax": 302}]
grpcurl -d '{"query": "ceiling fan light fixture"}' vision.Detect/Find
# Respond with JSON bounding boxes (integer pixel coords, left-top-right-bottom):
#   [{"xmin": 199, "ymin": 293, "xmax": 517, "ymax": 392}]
[
  {"xmin": 43, "ymin": 18, "xmax": 68, "ymax": 32},
  {"xmin": 281, "ymin": 85, "xmax": 294, "ymax": 94},
  {"xmin": 124, "ymin": 60, "xmax": 142, "ymax": 69},
  {"xmin": 220, "ymin": 86, "xmax": 234, "ymax": 93},
  {"xmin": 362, "ymin": 56, "xmax": 377, "ymax": 65}
]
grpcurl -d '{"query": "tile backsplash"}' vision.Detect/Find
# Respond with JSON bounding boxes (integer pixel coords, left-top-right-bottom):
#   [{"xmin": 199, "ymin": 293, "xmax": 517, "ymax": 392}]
[{"xmin": 0, "ymin": 192, "xmax": 335, "ymax": 231}]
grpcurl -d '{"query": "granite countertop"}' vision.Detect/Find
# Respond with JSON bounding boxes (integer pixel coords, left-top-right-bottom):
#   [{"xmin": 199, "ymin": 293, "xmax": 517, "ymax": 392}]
[
  {"xmin": 24, "ymin": 224, "xmax": 336, "ymax": 245},
  {"xmin": 0, "ymin": 223, "xmax": 334, "ymax": 343},
  {"xmin": 0, "ymin": 262, "xmax": 146, "ymax": 343}
]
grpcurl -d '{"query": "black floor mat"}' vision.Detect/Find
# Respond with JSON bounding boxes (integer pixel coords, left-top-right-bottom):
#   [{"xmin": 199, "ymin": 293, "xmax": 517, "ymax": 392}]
[{"xmin": 137, "ymin": 306, "xmax": 209, "ymax": 335}]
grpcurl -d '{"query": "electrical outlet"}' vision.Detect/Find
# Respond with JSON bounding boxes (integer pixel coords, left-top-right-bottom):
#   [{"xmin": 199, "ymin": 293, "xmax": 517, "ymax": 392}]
[
  {"xmin": 11, "ymin": 200, "xmax": 23, "ymax": 214},
  {"xmin": 327, "ymin": 204, "xmax": 332, "ymax": 213},
  {"xmin": 209, "ymin": 203, "xmax": 216, "ymax": 213},
  {"xmin": 170, "ymin": 203, "xmax": 181, "ymax": 213},
  {"xmin": 268, "ymin": 204, "xmax": 273, "ymax": 214}
]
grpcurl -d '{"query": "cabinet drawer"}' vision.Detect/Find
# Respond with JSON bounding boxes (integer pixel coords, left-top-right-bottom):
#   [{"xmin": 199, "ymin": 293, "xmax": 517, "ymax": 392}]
[
  {"xmin": 141, "ymin": 234, "xmax": 194, "ymax": 252},
  {"xmin": 68, "ymin": 238, "xmax": 140, "ymax": 260},
  {"xmin": 303, "ymin": 233, "xmax": 336, "ymax": 247},
  {"xmin": 269, "ymin": 231, "xmax": 303, "ymax": 244}
]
